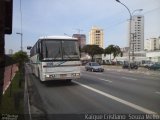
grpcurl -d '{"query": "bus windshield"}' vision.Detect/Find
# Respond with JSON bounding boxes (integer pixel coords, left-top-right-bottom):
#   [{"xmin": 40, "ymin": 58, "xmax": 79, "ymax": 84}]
[{"xmin": 42, "ymin": 40, "xmax": 80, "ymax": 60}]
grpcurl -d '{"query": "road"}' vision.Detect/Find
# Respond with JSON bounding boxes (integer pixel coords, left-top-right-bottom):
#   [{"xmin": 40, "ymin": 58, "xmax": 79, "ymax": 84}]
[{"xmin": 25, "ymin": 65, "xmax": 160, "ymax": 119}]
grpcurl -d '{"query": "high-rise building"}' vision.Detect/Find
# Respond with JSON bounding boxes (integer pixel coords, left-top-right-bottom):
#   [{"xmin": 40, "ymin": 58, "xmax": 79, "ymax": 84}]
[
  {"xmin": 89, "ymin": 26, "xmax": 104, "ymax": 48},
  {"xmin": 130, "ymin": 15, "xmax": 144, "ymax": 52},
  {"xmin": 145, "ymin": 37, "xmax": 160, "ymax": 51},
  {"xmin": 72, "ymin": 34, "xmax": 86, "ymax": 49}
]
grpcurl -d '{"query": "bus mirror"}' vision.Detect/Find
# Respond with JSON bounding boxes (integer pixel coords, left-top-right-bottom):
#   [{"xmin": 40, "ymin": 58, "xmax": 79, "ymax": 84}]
[{"xmin": 27, "ymin": 46, "xmax": 32, "ymax": 50}]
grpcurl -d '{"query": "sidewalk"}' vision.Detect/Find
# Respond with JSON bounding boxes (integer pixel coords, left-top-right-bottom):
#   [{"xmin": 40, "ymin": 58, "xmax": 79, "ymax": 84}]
[{"xmin": 103, "ymin": 65, "xmax": 160, "ymax": 76}]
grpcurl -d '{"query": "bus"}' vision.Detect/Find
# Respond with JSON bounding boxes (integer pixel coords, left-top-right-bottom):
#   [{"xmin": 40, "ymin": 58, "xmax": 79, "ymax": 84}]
[{"xmin": 30, "ymin": 36, "xmax": 81, "ymax": 82}]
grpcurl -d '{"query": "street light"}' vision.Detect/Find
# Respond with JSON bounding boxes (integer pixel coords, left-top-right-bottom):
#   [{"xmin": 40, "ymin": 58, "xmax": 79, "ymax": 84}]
[
  {"xmin": 116, "ymin": 0, "xmax": 132, "ymax": 70},
  {"xmin": 16, "ymin": 32, "xmax": 23, "ymax": 51},
  {"xmin": 115, "ymin": 0, "xmax": 143, "ymax": 70},
  {"xmin": 132, "ymin": 9, "xmax": 143, "ymax": 15}
]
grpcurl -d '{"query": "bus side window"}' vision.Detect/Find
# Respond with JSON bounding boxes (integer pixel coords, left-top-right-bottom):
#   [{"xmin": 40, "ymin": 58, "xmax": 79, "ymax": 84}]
[{"xmin": 38, "ymin": 42, "xmax": 42, "ymax": 60}]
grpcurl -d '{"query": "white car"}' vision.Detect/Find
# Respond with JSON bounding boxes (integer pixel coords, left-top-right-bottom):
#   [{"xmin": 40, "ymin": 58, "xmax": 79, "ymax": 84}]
[
  {"xmin": 143, "ymin": 63, "xmax": 154, "ymax": 68},
  {"xmin": 85, "ymin": 62, "xmax": 104, "ymax": 72}
]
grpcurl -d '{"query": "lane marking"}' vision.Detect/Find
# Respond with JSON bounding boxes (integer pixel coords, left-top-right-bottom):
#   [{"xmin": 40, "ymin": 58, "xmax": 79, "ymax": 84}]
[
  {"xmin": 73, "ymin": 81, "xmax": 157, "ymax": 114},
  {"xmin": 25, "ymin": 65, "xmax": 32, "ymax": 120},
  {"xmin": 98, "ymin": 78, "xmax": 112, "ymax": 83},
  {"xmin": 122, "ymin": 77, "xmax": 137, "ymax": 81},
  {"xmin": 155, "ymin": 91, "xmax": 160, "ymax": 95}
]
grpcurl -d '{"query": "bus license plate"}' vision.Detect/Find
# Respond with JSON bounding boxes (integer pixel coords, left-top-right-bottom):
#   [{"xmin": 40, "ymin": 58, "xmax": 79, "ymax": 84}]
[{"xmin": 60, "ymin": 74, "xmax": 67, "ymax": 78}]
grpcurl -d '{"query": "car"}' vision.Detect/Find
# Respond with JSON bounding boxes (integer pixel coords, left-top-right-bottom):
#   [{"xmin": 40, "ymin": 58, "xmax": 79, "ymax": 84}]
[
  {"xmin": 122, "ymin": 63, "xmax": 138, "ymax": 69},
  {"xmin": 143, "ymin": 63, "xmax": 154, "ymax": 68},
  {"xmin": 148, "ymin": 63, "xmax": 160, "ymax": 70},
  {"xmin": 85, "ymin": 62, "xmax": 104, "ymax": 72}
]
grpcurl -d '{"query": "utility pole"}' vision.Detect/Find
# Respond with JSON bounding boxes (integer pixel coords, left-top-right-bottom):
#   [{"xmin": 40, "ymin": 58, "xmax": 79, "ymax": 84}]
[
  {"xmin": 0, "ymin": 0, "xmax": 5, "ymax": 105},
  {"xmin": 131, "ymin": 33, "xmax": 136, "ymax": 62},
  {"xmin": 115, "ymin": 0, "xmax": 143, "ymax": 70},
  {"xmin": 115, "ymin": 0, "xmax": 132, "ymax": 70}
]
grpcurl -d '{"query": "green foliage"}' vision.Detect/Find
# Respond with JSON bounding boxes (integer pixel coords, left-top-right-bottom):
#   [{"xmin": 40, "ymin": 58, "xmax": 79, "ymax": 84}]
[
  {"xmin": 104, "ymin": 45, "xmax": 122, "ymax": 60},
  {"xmin": 0, "ymin": 71, "xmax": 24, "ymax": 114},
  {"xmin": 82, "ymin": 45, "xmax": 104, "ymax": 61},
  {"xmin": 112, "ymin": 45, "xmax": 121, "ymax": 58},
  {"xmin": 12, "ymin": 51, "xmax": 29, "ymax": 64},
  {"xmin": 104, "ymin": 45, "xmax": 115, "ymax": 55}
]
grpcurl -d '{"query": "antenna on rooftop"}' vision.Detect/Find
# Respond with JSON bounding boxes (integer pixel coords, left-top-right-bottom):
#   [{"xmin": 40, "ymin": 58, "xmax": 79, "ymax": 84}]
[{"xmin": 74, "ymin": 28, "xmax": 83, "ymax": 34}]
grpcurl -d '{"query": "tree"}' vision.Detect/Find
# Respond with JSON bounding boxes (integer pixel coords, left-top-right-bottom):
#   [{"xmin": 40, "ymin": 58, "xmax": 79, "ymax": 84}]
[
  {"xmin": 12, "ymin": 51, "xmax": 29, "ymax": 87},
  {"xmin": 104, "ymin": 45, "xmax": 122, "ymax": 61},
  {"xmin": 104, "ymin": 45, "xmax": 115, "ymax": 61},
  {"xmin": 12, "ymin": 51, "xmax": 29, "ymax": 69},
  {"xmin": 112, "ymin": 45, "xmax": 121, "ymax": 59},
  {"xmin": 82, "ymin": 45, "xmax": 104, "ymax": 61}
]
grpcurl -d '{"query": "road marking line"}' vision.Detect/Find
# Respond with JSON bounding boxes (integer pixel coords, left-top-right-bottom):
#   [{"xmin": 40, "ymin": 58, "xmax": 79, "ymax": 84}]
[
  {"xmin": 122, "ymin": 77, "xmax": 137, "ymax": 81},
  {"xmin": 73, "ymin": 81, "xmax": 157, "ymax": 114},
  {"xmin": 99, "ymin": 78, "xmax": 112, "ymax": 83},
  {"xmin": 155, "ymin": 91, "xmax": 160, "ymax": 95}
]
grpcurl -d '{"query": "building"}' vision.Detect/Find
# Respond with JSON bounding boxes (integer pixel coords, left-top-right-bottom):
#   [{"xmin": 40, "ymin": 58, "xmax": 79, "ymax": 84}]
[
  {"xmin": 130, "ymin": 15, "xmax": 144, "ymax": 52},
  {"xmin": 146, "ymin": 51, "xmax": 160, "ymax": 62},
  {"xmin": 89, "ymin": 26, "xmax": 104, "ymax": 48},
  {"xmin": 145, "ymin": 37, "xmax": 160, "ymax": 51},
  {"xmin": 72, "ymin": 34, "xmax": 86, "ymax": 49},
  {"xmin": 8, "ymin": 49, "xmax": 13, "ymax": 55}
]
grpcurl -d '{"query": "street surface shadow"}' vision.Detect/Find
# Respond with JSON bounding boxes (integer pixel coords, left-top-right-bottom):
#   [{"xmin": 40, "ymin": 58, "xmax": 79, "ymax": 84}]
[{"xmin": 42, "ymin": 80, "xmax": 78, "ymax": 87}]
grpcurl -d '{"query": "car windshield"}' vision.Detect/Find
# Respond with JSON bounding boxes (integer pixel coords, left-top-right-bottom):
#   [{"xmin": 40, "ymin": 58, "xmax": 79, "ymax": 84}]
[{"xmin": 91, "ymin": 62, "xmax": 100, "ymax": 66}]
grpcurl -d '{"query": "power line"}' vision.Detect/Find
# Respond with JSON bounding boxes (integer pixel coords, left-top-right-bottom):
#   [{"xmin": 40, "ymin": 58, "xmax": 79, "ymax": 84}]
[
  {"xmin": 106, "ymin": 7, "xmax": 160, "ymax": 32},
  {"xmin": 143, "ymin": 7, "xmax": 160, "ymax": 15}
]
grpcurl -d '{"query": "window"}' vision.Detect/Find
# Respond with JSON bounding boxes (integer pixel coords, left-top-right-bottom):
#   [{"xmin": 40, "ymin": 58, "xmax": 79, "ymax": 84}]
[{"xmin": 96, "ymin": 30, "xmax": 100, "ymax": 33}]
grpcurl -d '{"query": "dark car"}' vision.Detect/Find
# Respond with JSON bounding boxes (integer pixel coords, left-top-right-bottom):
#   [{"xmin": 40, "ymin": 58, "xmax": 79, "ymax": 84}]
[
  {"xmin": 122, "ymin": 63, "xmax": 138, "ymax": 69},
  {"xmin": 148, "ymin": 63, "xmax": 160, "ymax": 70},
  {"xmin": 85, "ymin": 62, "xmax": 104, "ymax": 72}
]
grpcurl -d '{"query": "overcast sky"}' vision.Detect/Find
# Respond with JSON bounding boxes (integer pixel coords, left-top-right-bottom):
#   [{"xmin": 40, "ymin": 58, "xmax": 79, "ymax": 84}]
[{"xmin": 5, "ymin": 0, "xmax": 160, "ymax": 53}]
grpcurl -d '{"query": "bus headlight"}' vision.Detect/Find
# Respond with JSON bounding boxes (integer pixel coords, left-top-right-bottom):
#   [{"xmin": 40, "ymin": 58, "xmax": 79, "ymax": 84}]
[
  {"xmin": 71, "ymin": 73, "xmax": 76, "ymax": 76},
  {"xmin": 45, "ymin": 74, "xmax": 56, "ymax": 78},
  {"xmin": 45, "ymin": 74, "xmax": 50, "ymax": 78},
  {"xmin": 72, "ymin": 73, "xmax": 80, "ymax": 77},
  {"xmin": 76, "ymin": 73, "xmax": 80, "ymax": 76}
]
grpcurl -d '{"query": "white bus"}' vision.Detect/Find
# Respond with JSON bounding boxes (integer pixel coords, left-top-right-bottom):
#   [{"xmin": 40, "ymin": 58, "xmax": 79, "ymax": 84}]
[{"xmin": 30, "ymin": 36, "xmax": 81, "ymax": 82}]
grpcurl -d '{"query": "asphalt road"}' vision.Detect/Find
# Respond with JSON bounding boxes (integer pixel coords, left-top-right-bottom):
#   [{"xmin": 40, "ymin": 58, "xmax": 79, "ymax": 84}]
[{"xmin": 26, "ymin": 65, "xmax": 160, "ymax": 119}]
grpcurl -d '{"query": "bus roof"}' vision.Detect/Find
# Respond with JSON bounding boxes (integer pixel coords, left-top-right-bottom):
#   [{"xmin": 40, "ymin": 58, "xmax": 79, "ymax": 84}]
[{"xmin": 39, "ymin": 35, "xmax": 77, "ymax": 40}]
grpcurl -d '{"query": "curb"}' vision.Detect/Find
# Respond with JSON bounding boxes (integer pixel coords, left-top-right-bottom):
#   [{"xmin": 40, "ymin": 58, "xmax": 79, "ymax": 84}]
[{"xmin": 103, "ymin": 65, "xmax": 160, "ymax": 76}]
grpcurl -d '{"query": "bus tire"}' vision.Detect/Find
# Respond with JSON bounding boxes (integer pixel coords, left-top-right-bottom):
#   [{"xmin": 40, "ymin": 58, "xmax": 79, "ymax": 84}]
[
  {"xmin": 66, "ymin": 79, "xmax": 72, "ymax": 82},
  {"xmin": 37, "ymin": 69, "xmax": 40, "ymax": 79}
]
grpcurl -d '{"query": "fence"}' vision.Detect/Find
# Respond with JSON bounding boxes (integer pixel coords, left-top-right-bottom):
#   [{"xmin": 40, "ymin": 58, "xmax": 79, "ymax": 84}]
[{"xmin": 3, "ymin": 64, "xmax": 18, "ymax": 94}]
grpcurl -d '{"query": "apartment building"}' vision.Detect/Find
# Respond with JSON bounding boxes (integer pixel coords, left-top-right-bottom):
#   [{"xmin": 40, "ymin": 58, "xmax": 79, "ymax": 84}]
[
  {"xmin": 89, "ymin": 26, "xmax": 104, "ymax": 48},
  {"xmin": 130, "ymin": 15, "xmax": 144, "ymax": 52},
  {"xmin": 145, "ymin": 37, "xmax": 160, "ymax": 51}
]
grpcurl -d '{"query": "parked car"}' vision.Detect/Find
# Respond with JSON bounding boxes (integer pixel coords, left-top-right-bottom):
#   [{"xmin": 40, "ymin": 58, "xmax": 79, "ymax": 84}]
[
  {"xmin": 143, "ymin": 63, "xmax": 154, "ymax": 68},
  {"xmin": 148, "ymin": 63, "xmax": 160, "ymax": 70},
  {"xmin": 122, "ymin": 63, "xmax": 138, "ymax": 69},
  {"xmin": 85, "ymin": 62, "xmax": 104, "ymax": 72}
]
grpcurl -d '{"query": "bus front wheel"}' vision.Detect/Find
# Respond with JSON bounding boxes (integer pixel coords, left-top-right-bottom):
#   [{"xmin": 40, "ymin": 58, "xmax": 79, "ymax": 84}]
[{"xmin": 66, "ymin": 79, "xmax": 72, "ymax": 82}]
